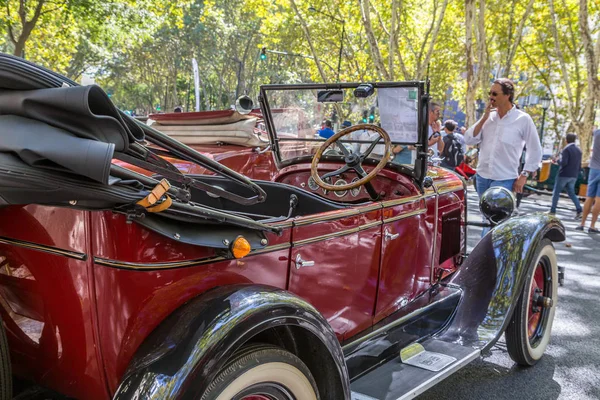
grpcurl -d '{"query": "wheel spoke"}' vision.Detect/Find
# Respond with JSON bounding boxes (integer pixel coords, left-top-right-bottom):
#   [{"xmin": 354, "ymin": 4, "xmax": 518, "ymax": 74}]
[
  {"xmin": 335, "ymin": 141, "xmax": 351, "ymax": 156},
  {"xmin": 360, "ymin": 136, "xmax": 383, "ymax": 161},
  {"xmin": 354, "ymin": 164, "xmax": 368, "ymax": 178},
  {"xmin": 321, "ymin": 164, "xmax": 350, "ymax": 180}
]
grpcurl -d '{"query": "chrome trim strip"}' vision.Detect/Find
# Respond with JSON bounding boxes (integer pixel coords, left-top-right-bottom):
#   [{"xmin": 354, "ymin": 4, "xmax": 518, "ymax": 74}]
[
  {"xmin": 269, "ymin": 221, "xmax": 293, "ymax": 229},
  {"xmin": 359, "ymin": 220, "xmax": 383, "ymax": 231},
  {"xmin": 437, "ymin": 186, "xmax": 463, "ymax": 196},
  {"xmin": 294, "ymin": 209, "xmax": 359, "ymax": 226},
  {"xmin": 94, "ymin": 255, "xmax": 226, "ymax": 269},
  {"xmin": 293, "ymin": 226, "xmax": 361, "ymax": 246},
  {"xmin": 382, "ymin": 209, "xmax": 427, "ymax": 224},
  {"xmin": 342, "ymin": 290, "xmax": 462, "ymax": 352},
  {"xmin": 431, "ymin": 184, "xmax": 439, "ymax": 283},
  {"xmin": 396, "ymin": 349, "xmax": 481, "ymax": 400},
  {"xmin": 94, "ymin": 243, "xmax": 291, "ymax": 270},
  {"xmin": 356, "ymin": 204, "xmax": 383, "ymax": 213},
  {"xmin": 381, "ymin": 194, "xmax": 425, "ymax": 208},
  {"xmin": 249, "ymin": 243, "xmax": 291, "ymax": 255},
  {"xmin": 0, "ymin": 236, "xmax": 86, "ymax": 260}
]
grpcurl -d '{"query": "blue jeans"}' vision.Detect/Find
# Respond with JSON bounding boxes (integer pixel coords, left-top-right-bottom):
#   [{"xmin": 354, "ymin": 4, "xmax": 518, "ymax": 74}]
[
  {"xmin": 475, "ymin": 174, "xmax": 516, "ymax": 199},
  {"xmin": 474, "ymin": 174, "xmax": 516, "ymax": 237},
  {"xmin": 551, "ymin": 176, "xmax": 582, "ymax": 213},
  {"xmin": 587, "ymin": 168, "xmax": 600, "ymax": 198}
]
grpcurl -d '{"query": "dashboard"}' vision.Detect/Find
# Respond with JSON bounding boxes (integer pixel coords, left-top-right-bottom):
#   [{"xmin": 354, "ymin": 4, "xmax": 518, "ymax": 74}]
[{"xmin": 276, "ymin": 168, "xmax": 415, "ymax": 203}]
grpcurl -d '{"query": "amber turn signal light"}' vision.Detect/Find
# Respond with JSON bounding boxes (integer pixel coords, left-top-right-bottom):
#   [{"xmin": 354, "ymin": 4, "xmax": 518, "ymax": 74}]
[{"xmin": 231, "ymin": 236, "xmax": 251, "ymax": 259}]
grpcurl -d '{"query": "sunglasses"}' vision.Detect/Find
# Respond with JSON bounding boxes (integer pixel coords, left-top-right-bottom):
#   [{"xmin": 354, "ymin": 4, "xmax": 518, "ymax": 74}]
[{"xmin": 488, "ymin": 91, "xmax": 499, "ymax": 97}]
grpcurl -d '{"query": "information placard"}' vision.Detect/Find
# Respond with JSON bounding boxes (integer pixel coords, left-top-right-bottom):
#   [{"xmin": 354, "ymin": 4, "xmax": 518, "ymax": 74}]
[{"xmin": 378, "ymin": 87, "xmax": 419, "ymax": 143}]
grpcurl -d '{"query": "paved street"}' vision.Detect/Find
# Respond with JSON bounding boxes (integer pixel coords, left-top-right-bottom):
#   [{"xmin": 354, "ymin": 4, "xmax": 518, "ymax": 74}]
[{"xmin": 418, "ymin": 185, "xmax": 600, "ymax": 400}]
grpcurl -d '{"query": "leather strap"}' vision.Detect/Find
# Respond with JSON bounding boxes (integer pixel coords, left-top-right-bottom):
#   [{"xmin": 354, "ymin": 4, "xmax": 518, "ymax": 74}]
[{"xmin": 137, "ymin": 179, "xmax": 172, "ymax": 212}]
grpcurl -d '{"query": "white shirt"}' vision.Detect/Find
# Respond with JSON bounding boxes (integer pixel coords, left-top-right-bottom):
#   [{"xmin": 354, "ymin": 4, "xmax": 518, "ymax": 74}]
[
  {"xmin": 352, "ymin": 129, "xmax": 386, "ymax": 157},
  {"xmin": 454, "ymin": 132, "xmax": 465, "ymax": 148},
  {"xmin": 464, "ymin": 106, "xmax": 542, "ymax": 180},
  {"xmin": 428, "ymin": 126, "xmax": 445, "ymax": 156}
]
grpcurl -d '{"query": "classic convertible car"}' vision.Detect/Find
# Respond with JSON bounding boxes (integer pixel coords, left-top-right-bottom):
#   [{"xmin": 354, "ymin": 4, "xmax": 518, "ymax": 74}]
[{"xmin": 0, "ymin": 53, "xmax": 564, "ymax": 400}]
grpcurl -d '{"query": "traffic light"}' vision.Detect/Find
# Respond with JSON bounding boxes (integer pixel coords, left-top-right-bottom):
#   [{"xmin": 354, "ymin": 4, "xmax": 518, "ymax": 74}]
[
  {"xmin": 156, "ymin": 104, "xmax": 161, "ymax": 112},
  {"xmin": 368, "ymin": 106, "xmax": 375, "ymax": 122},
  {"xmin": 362, "ymin": 110, "xmax": 368, "ymax": 123},
  {"xmin": 260, "ymin": 47, "xmax": 267, "ymax": 61}
]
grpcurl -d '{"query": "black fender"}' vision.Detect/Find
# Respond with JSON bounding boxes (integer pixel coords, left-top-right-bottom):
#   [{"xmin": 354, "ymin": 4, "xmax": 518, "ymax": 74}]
[
  {"xmin": 113, "ymin": 284, "xmax": 350, "ymax": 400},
  {"xmin": 438, "ymin": 213, "xmax": 565, "ymax": 350}
]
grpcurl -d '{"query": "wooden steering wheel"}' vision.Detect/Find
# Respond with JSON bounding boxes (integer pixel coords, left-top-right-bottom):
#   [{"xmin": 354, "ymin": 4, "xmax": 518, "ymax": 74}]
[{"xmin": 310, "ymin": 124, "xmax": 392, "ymax": 194}]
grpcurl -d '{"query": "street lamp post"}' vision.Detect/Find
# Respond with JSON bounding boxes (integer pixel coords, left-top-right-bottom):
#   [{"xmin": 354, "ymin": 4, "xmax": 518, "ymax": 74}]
[
  {"xmin": 539, "ymin": 95, "xmax": 551, "ymax": 145},
  {"xmin": 308, "ymin": 6, "xmax": 345, "ymax": 82}
]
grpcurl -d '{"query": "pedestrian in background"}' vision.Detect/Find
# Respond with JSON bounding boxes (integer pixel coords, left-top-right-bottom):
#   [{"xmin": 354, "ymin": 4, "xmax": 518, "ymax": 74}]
[
  {"xmin": 577, "ymin": 126, "xmax": 600, "ymax": 233},
  {"xmin": 428, "ymin": 101, "xmax": 443, "ymax": 156},
  {"xmin": 550, "ymin": 133, "xmax": 583, "ymax": 218},
  {"xmin": 439, "ymin": 120, "xmax": 464, "ymax": 170},
  {"xmin": 464, "ymin": 78, "xmax": 542, "ymax": 198},
  {"xmin": 317, "ymin": 120, "xmax": 335, "ymax": 139}
]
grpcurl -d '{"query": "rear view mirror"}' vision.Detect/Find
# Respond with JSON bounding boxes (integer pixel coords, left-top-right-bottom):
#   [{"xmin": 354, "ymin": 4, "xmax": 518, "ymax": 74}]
[{"xmin": 317, "ymin": 90, "xmax": 344, "ymax": 103}]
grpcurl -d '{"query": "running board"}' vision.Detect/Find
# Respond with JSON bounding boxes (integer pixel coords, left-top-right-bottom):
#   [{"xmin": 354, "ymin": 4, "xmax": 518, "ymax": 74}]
[{"xmin": 350, "ymin": 338, "xmax": 480, "ymax": 400}]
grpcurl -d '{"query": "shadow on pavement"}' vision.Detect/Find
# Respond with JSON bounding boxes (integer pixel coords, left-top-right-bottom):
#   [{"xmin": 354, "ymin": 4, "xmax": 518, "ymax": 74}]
[{"xmin": 417, "ymin": 353, "xmax": 561, "ymax": 400}]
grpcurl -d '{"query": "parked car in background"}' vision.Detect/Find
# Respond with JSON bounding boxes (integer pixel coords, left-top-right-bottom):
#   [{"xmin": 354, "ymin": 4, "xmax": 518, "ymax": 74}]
[{"xmin": 0, "ymin": 53, "xmax": 564, "ymax": 400}]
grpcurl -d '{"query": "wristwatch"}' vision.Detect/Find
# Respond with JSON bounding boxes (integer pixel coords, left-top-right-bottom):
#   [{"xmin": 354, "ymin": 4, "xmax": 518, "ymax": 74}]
[{"xmin": 520, "ymin": 170, "xmax": 529, "ymax": 177}]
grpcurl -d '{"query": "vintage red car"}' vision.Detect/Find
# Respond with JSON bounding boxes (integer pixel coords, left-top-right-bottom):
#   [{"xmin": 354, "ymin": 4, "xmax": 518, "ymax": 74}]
[{"xmin": 0, "ymin": 54, "xmax": 565, "ymax": 400}]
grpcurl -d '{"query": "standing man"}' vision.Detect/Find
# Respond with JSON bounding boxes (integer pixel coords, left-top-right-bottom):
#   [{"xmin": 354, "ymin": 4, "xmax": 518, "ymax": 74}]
[
  {"xmin": 550, "ymin": 133, "xmax": 582, "ymax": 218},
  {"xmin": 576, "ymin": 126, "xmax": 600, "ymax": 233},
  {"xmin": 428, "ymin": 101, "xmax": 443, "ymax": 156},
  {"xmin": 464, "ymin": 78, "xmax": 542, "ymax": 198}
]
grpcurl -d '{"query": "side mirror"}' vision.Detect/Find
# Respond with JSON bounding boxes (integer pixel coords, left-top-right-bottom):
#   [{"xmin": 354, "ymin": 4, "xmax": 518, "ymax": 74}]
[
  {"xmin": 235, "ymin": 95, "xmax": 254, "ymax": 115},
  {"xmin": 479, "ymin": 186, "xmax": 515, "ymax": 225}
]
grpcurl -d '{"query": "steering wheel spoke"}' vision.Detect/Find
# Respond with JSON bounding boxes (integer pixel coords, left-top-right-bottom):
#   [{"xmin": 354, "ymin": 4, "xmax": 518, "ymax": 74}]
[
  {"xmin": 322, "ymin": 165, "xmax": 350, "ymax": 180},
  {"xmin": 360, "ymin": 135, "xmax": 384, "ymax": 161},
  {"xmin": 354, "ymin": 164, "xmax": 368, "ymax": 178},
  {"xmin": 335, "ymin": 141, "xmax": 351, "ymax": 156}
]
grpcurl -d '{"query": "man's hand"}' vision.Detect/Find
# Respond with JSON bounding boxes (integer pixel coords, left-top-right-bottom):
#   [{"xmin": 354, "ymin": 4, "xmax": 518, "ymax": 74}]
[
  {"xmin": 431, "ymin": 120, "xmax": 442, "ymax": 133},
  {"xmin": 513, "ymin": 175, "xmax": 527, "ymax": 193}
]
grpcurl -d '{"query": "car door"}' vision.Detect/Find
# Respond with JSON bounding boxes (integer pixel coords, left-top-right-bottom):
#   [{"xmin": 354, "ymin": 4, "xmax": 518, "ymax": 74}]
[
  {"xmin": 374, "ymin": 193, "xmax": 433, "ymax": 323},
  {"xmin": 288, "ymin": 204, "xmax": 382, "ymax": 341}
]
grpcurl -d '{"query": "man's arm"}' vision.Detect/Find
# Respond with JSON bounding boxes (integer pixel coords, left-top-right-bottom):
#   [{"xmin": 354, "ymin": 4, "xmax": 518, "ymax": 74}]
[
  {"xmin": 559, "ymin": 147, "xmax": 569, "ymax": 167},
  {"xmin": 514, "ymin": 117, "xmax": 543, "ymax": 193}
]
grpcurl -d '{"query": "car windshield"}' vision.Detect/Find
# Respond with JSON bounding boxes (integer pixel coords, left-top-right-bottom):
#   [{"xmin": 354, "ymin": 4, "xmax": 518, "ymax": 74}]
[{"xmin": 262, "ymin": 84, "xmax": 421, "ymax": 167}]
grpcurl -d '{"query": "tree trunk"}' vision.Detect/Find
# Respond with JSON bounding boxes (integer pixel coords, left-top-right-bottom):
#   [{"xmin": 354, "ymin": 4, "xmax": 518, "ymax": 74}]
[
  {"xmin": 465, "ymin": 0, "xmax": 477, "ymax": 127},
  {"xmin": 359, "ymin": 0, "xmax": 390, "ymax": 80},
  {"xmin": 389, "ymin": 0, "xmax": 397, "ymax": 80},
  {"xmin": 8, "ymin": 0, "xmax": 47, "ymax": 58},
  {"xmin": 289, "ymin": 0, "xmax": 329, "ymax": 82},
  {"xmin": 547, "ymin": 0, "xmax": 599, "ymax": 159},
  {"xmin": 503, "ymin": 0, "xmax": 535, "ymax": 77},
  {"xmin": 476, "ymin": 0, "xmax": 487, "ymax": 92},
  {"xmin": 415, "ymin": 0, "xmax": 449, "ymax": 79}
]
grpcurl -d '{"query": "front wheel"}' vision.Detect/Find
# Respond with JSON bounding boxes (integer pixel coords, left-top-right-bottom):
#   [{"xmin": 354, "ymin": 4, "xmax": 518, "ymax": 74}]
[
  {"xmin": 505, "ymin": 238, "xmax": 558, "ymax": 366},
  {"xmin": 202, "ymin": 344, "xmax": 319, "ymax": 400}
]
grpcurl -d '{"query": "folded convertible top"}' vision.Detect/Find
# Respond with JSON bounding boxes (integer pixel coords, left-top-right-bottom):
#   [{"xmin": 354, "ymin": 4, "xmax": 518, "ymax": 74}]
[
  {"xmin": 0, "ymin": 53, "xmax": 273, "ymax": 236},
  {"xmin": 0, "ymin": 53, "xmax": 147, "ymax": 206},
  {"xmin": 0, "ymin": 52, "xmax": 144, "ymax": 144}
]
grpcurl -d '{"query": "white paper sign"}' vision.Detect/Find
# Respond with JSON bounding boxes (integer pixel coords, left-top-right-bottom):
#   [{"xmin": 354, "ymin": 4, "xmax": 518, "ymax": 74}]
[{"xmin": 378, "ymin": 87, "xmax": 419, "ymax": 143}]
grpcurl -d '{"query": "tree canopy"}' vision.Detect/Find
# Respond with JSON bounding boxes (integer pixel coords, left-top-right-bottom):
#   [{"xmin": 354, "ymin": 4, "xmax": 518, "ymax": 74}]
[{"xmin": 1, "ymin": 0, "xmax": 599, "ymax": 155}]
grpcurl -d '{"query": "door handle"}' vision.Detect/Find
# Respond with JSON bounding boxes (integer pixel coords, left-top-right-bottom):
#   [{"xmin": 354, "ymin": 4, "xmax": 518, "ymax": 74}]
[
  {"xmin": 384, "ymin": 228, "xmax": 400, "ymax": 241},
  {"xmin": 295, "ymin": 253, "xmax": 315, "ymax": 269}
]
